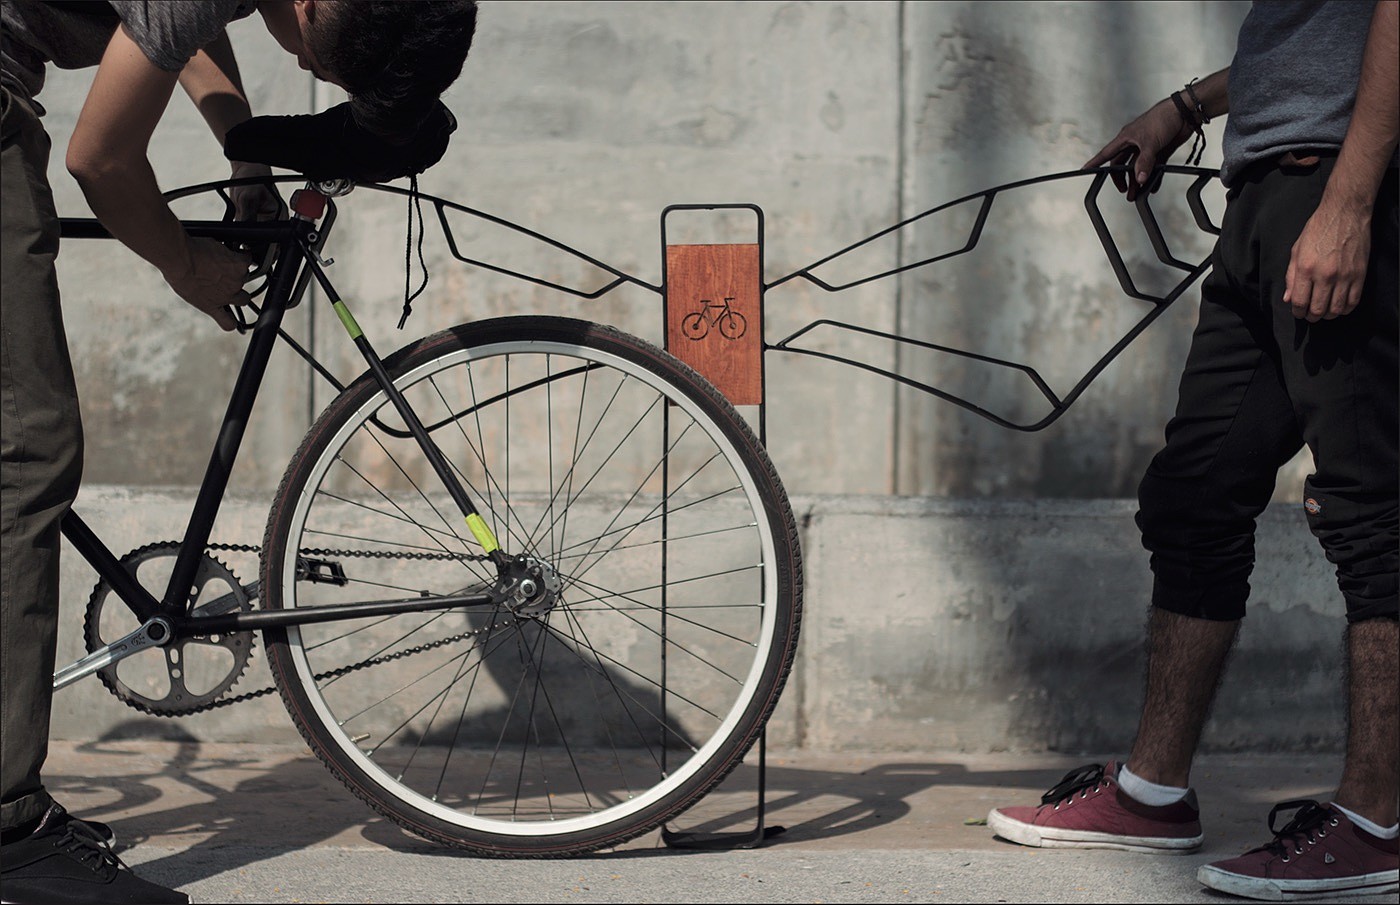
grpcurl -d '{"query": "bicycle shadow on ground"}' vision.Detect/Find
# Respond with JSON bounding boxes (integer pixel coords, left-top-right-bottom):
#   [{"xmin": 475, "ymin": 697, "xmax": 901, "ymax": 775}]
[
  {"xmin": 351, "ymin": 757, "xmax": 1097, "ymax": 858},
  {"xmin": 46, "ymin": 721, "xmax": 398, "ymax": 889},
  {"xmin": 50, "ymin": 725, "xmax": 1065, "ymax": 873},
  {"xmin": 585, "ymin": 759, "xmax": 1071, "ymax": 858},
  {"xmin": 48, "ymin": 731, "xmax": 1330, "ymax": 876}
]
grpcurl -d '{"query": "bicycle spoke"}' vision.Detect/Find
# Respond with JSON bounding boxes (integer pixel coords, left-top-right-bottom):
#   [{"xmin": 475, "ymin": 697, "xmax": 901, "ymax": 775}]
[
  {"xmin": 544, "ymin": 419, "xmax": 699, "ymax": 588},
  {"xmin": 426, "ymin": 374, "xmax": 543, "ymax": 561},
  {"xmin": 351, "ymin": 415, "xmax": 490, "ymax": 582},
  {"xmin": 317, "ymin": 610, "xmax": 453, "ymax": 691},
  {"xmin": 324, "ymin": 457, "xmax": 485, "ymax": 585},
  {"xmin": 359, "ymin": 616, "xmax": 516, "ymax": 755},
  {"xmin": 477, "ymin": 622, "xmax": 547, "ymax": 815},
  {"xmin": 558, "ymin": 573, "xmax": 750, "ymax": 684},
  {"xmin": 432, "ymin": 613, "xmax": 512, "ymax": 802},
  {"xmin": 534, "ymin": 616, "xmax": 721, "ymax": 727},
  {"xmin": 518, "ymin": 361, "xmax": 627, "ymax": 557},
  {"xmin": 549, "ymin": 486, "xmax": 750, "ymax": 561},
  {"xmin": 563, "ymin": 452, "xmax": 731, "ymax": 595},
  {"xmin": 556, "ymin": 602, "xmax": 649, "ymax": 792},
  {"xmin": 562, "ymin": 570, "xmax": 762, "ymax": 649}
]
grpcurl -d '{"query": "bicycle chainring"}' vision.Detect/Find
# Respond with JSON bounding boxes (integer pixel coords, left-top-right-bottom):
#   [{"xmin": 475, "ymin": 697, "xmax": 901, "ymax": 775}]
[{"xmin": 82, "ymin": 542, "xmax": 256, "ymax": 717}]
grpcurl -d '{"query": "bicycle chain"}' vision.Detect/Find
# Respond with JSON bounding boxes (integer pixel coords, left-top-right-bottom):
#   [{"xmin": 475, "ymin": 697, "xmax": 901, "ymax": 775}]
[
  {"xmin": 125, "ymin": 541, "xmax": 511, "ymax": 715},
  {"xmin": 206, "ymin": 540, "xmax": 495, "ymax": 564}
]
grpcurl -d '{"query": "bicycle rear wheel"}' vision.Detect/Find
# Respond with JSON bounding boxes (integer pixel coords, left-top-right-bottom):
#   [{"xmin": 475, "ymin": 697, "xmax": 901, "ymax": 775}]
[{"xmin": 261, "ymin": 316, "xmax": 801, "ymax": 856}]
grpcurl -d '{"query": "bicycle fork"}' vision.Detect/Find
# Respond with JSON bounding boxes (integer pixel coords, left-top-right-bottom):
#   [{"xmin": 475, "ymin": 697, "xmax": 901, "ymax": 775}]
[
  {"xmin": 297, "ymin": 239, "xmax": 561, "ymax": 617},
  {"xmin": 292, "ymin": 191, "xmax": 507, "ymax": 573}
]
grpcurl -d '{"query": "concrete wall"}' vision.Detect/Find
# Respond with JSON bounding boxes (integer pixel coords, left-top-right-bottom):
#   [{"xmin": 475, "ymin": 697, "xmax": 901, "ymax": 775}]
[
  {"xmin": 40, "ymin": 0, "xmax": 1287, "ymax": 502},
  {"xmin": 52, "ymin": 488, "xmax": 1344, "ymax": 754},
  {"xmin": 32, "ymin": 2, "xmax": 1350, "ymax": 753}
]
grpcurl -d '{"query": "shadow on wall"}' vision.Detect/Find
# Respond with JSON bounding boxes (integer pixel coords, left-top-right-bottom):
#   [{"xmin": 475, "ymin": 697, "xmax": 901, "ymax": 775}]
[
  {"xmin": 892, "ymin": 0, "xmax": 1253, "ymax": 502},
  {"xmin": 881, "ymin": 0, "xmax": 1344, "ymax": 756}
]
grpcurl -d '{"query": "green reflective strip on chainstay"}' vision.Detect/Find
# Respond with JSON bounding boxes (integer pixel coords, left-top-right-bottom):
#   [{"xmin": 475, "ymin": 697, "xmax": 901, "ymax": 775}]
[
  {"xmin": 333, "ymin": 300, "xmax": 363, "ymax": 339},
  {"xmin": 466, "ymin": 514, "xmax": 500, "ymax": 553}
]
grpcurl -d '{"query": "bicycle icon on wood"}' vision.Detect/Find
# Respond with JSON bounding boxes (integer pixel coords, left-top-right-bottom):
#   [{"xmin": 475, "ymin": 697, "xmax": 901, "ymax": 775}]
[{"xmin": 681, "ymin": 296, "xmax": 748, "ymax": 340}]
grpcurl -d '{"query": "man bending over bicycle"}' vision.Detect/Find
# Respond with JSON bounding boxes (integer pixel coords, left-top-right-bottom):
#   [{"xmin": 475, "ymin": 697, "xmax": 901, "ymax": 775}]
[{"xmin": 1, "ymin": 2, "xmax": 476, "ymax": 902}]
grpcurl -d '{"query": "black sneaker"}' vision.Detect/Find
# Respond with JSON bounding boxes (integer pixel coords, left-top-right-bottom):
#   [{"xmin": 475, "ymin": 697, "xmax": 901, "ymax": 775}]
[
  {"xmin": 0, "ymin": 803, "xmax": 186, "ymax": 904},
  {"xmin": 67, "ymin": 817, "xmax": 116, "ymax": 851}
]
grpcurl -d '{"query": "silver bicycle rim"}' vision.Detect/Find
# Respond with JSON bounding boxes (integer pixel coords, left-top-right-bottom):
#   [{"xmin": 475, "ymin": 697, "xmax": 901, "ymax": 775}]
[{"xmin": 278, "ymin": 336, "xmax": 782, "ymax": 838}]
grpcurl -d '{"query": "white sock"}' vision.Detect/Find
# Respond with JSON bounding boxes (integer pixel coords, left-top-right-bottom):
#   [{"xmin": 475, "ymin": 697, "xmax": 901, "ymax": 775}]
[
  {"xmin": 1118, "ymin": 764, "xmax": 1189, "ymax": 806},
  {"xmin": 1332, "ymin": 802, "xmax": 1400, "ymax": 839}
]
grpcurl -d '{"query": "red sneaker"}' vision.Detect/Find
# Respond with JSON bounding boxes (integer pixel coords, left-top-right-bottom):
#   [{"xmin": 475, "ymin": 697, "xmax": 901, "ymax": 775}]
[
  {"xmin": 987, "ymin": 761, "xmax": 1204, "ymax": 853},
  {"xmin": 1197, "ymin": 800, "xmax": 1399, "ymax": 901}
]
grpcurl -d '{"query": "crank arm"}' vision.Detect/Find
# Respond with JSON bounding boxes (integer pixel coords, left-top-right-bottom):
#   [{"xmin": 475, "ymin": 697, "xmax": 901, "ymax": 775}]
[
  {"xmin": 188, "ymin": 580, "xmax": 263, "ymax": 620},
  {"xmin": 53, "ymin": 617, "xmax": 174, "ymax": 691}
]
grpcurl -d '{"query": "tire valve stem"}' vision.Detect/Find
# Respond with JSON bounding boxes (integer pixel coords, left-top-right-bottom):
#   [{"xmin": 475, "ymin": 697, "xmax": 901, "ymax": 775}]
[{"xmin": 350, "ymin": 733, "xmax": 370, "ymax": 744}]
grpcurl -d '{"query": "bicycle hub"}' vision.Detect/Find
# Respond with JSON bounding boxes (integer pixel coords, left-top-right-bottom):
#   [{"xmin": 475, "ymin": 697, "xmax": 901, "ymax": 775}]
[{"xmin": 498, "ymin": 554, "xmax": 563, "ymax": 618}]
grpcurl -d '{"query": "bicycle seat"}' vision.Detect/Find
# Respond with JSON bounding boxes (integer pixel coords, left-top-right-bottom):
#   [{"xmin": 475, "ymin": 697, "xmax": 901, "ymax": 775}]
[{"xmin": 224, "ymin": 100, "xmax": 456, "ymax": 184}]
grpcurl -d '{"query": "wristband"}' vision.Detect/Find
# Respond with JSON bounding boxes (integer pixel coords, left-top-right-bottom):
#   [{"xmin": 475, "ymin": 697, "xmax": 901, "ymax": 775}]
[
  {"xmin": 1169, "ymin": 82, "xmax": 1208, "ymax": 166},
  {"xmin": 1182, "ymin": 78, "xmax": 1211, "ymax": 124}
]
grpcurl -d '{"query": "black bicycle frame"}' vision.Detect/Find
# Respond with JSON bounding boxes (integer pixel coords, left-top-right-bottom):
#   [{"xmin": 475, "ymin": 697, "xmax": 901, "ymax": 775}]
[{"xmin": 57, "ymin": 196, "xmax": 497, "ymax": 640}]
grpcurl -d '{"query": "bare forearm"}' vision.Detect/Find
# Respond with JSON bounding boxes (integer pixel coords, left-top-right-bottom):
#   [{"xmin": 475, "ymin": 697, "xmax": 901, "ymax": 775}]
[
  {"xmin": 1183, "ymin": 67, "xmax": 1230, "ymax": 121},
  {"xmin": 70, "ymin": 157, "xmax": 191, "ymax": 279},
  {"xmin": 68, "ymin": 25, "xmax": 251, "ymax": 330},
  {"xmin": 179, "ymin": 32, "xmax": 252, "ymax": 148},
  {"xmin": 1327, "ymin": 0, "xmax": 1399, "ymax": 212},
  {"xmin": 67, "ymin": 27, "xmax": 191, "ymax": 279},
  {"xmin": 1281, "ymin": 0, "xmax": 1397, "ymax": 323}
]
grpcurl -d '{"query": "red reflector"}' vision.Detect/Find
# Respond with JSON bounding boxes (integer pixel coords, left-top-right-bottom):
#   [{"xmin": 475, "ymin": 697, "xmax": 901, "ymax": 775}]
[{"xmin": 291, "ymin": 189, "xmax": 328, "ymax": 220}]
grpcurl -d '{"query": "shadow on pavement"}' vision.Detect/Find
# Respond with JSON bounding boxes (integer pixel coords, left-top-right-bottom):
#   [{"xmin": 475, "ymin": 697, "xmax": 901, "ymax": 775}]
[{"xmin": 46, "ymin": 727, "xmax": 1341, "ymax": 881}]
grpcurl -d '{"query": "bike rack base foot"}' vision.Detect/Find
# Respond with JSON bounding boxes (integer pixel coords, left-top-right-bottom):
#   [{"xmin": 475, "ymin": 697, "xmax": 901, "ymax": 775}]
[
  {"xmin": 661, "ymin": 730, "xmax": 782, "ymax": 852},
  {"xmin": 660, "ymin": 824, "xmax": 786, "ymax": 851}
]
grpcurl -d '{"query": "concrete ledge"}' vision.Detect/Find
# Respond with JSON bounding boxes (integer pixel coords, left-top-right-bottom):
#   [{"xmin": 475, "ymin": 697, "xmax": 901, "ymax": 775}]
[{"xmin": 53, "ymin": 487, "xmax": 1343, "ymax": 753}]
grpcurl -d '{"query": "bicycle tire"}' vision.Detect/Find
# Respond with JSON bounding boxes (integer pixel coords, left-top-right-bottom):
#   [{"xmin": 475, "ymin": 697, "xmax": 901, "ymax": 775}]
[{"xmin": 261, "ymin": 316, "xmax": 801, "ymax": 856}]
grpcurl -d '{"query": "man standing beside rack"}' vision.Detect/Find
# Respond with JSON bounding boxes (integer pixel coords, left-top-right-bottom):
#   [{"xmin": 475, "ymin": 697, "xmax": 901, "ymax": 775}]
[
  {"xmin": 986, "ymin": 0, "xmax": 1397, "ymax": 900},
  {"xmin": 1, "ymin": 3, "xmax": 476, "ymax": 902}
]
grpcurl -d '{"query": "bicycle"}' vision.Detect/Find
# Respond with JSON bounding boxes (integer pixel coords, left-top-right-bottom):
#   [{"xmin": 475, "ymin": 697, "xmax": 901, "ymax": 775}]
[
  {"xmin": 680, "ymin": 297, "xmax": 747, "ymax": 341},
  {"xmin": 50, "ymin": 140, "xmax": 803, "ymax": 855}
]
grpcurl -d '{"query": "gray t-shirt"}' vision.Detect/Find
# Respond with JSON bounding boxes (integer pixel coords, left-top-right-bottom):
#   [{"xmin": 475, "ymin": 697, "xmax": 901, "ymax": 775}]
[
  {"xmin": 1221, "ymin": 0, "xmax": 1398, "ymax": 184},
  {"xmin": 1, "ymin": 0, "xmax": 253, "ymax": 102}
]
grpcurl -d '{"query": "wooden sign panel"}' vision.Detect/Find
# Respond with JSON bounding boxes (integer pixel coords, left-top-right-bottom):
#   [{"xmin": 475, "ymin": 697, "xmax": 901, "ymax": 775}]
[{"xmin": 665, "ymin": 243, "xmax": 762, "ymax": 405}]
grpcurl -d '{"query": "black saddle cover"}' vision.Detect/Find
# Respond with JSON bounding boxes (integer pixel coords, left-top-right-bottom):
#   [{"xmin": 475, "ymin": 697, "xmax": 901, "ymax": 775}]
[{"xmin": 225, "ymin": 101, "xmax": 456, "ymax": 183}]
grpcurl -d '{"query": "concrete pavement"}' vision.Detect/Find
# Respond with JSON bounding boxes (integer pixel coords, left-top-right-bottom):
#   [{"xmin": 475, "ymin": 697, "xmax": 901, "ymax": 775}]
[{"xmin": 44, "ymin": 737, "xmax": 1393, "ymax": 904}]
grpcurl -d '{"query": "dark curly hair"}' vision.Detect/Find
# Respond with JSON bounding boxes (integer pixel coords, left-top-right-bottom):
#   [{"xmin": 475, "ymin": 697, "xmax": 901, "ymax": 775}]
[{"xmin": 308, "ymin": 0, "xmax": 478, "ymax": 139}]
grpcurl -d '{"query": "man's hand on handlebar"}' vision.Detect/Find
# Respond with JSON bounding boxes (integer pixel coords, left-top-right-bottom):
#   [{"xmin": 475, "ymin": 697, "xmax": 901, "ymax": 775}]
[{"xmin": 162, "ymin": 238, "xmax": 254, "ymax": 332}]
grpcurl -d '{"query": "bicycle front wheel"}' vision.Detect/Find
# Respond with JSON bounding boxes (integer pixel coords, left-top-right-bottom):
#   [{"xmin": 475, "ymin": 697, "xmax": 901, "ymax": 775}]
[{"xmin": 261, "ymin": 317, "xmax": 801, "ymax": 856}]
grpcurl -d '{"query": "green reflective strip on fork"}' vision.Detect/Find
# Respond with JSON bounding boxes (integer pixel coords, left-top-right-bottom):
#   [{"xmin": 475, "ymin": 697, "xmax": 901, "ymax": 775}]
[
  {"xmin": 466, "ymin": 514, "xmax": 500, "ymax": 553},
  {"xmin": 333, "ymin": 300, "xmax": 363, "ymax": 339}
]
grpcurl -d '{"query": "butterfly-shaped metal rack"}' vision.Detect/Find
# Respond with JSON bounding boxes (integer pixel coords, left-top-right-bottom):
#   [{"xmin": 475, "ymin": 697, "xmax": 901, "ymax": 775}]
[
  {"xmin": 385, "ymin": 163, "xmax": 1222, "ymax": 435},
  {"xmin": 179, "ymin": 163, "xmax": 1221, "ymax": 428}
]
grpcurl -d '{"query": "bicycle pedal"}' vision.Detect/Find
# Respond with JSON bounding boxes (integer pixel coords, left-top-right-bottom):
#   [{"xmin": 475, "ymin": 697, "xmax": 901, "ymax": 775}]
[{"xmin": 296, "ymin": 556, "xmax": 348, "ymax": 586}]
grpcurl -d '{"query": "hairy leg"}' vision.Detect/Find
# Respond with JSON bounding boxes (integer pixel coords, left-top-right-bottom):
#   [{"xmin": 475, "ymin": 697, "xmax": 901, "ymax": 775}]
[
  {"xmin": 1333, "ymin": 618, "xmax": 1399, "ymax": 827},
  {"xmin": 1125, "ymin": 607, "xmax": 1240, "ymax": 788}
]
